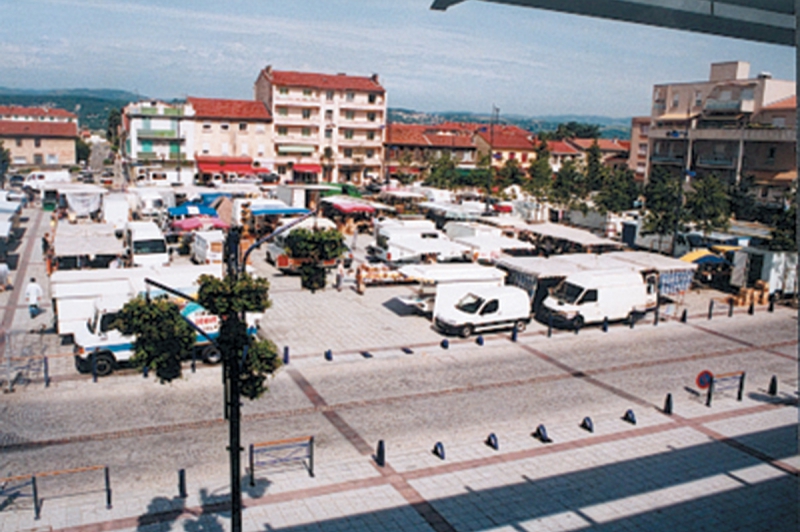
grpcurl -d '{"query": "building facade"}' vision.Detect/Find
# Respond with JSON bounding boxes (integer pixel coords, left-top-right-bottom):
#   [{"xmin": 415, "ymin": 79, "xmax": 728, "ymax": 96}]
[
  {"xmin": 648, "ymin": 61, "xmax": 795, "ymax": 205},
  {"xmin": 627, "ymin": 117, "xmax": 651, "ymax": 182},
  {"xmin": 254, "ymin": 66, "xmax": 387, "ymax": 185},
  {"xmin": 122, "ymin": 100, "xmax": 194, "ymax": 166},
  {"xmin": 385, "ymin": 123, "xmax": 478, "ymax": 180},
  {"xmin": 0, "ymin": 105, "xmax": 78, "ymax": 168},
  {"xmin": 473, "ymin": 124, "xmax": 537, "ymax": 169}
]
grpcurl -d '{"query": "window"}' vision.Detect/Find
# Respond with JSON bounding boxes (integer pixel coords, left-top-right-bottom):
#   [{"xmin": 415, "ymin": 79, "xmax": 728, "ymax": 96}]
[
  {"xmin": 367, "ymin": 112, "xmax": 376, "ymax": 122},
  {"xmin": 346, "ymin": 92, "xmax": 354, "ymax": 102},
  {"xmin": 325, "ymin": 129, "xmax": 332, "ymax": 139},
  {"xmin": 508, "ymin": 152, "xmax": 516, "ymax": 160},
  {"xmin": 366, "ymin": 131, "xmax": 375, "ymax": 141},
  {"xmin": 741, "ymin": 88, "xmax": 754, "ymax": 101},
  {"xmin": 767, "ymin": 147, "xmax": 776, "ymax": 163},
  {"xmin": 773, "ymin": 117, "xmax": 786, "ymax": 128},
  {"xmin": 639, "ymin": 123, "xmax": 650, "ymax": 136},
  {"xmin": 638, "ymin": 143, "xmax": 647, "ymax": 156},
  {"xmin": 277, "ymin": 127, "xmax": 288, "ymax": 136},
  {"xmin": 344, "ymin": 148, "xmax": 353, "ymax": 158},
  {"xmin": 303, "ymin": 89, "xmax": 312, "ymax": 97},
  {"xmin": 240, "ymin": 143, "xmax": 248, "ymax": 155},
  {"xmin": 368, "ymin": 93, "xmax": 376, "ymax": 104},
  {"xmin": 344, "ymin": 129, "xmax": 354, "ymax": 140},
  {"xmin": 345, "ymin": 110, "xmax": 355, "ymax": 120},
  {"xmin": 326, "ymin": 90, "xmax": 334, "ymax": 101},
  {"xmin": 366, "ymin": 149, "xmax": 374, "ymax": 158},
  {"xmin": 203, "ymin": 123, "xmax": 212, "ymax": 131},
  {"xmin": 257, "ymin": 144, "xmax": 265, "ymax": 156},
  {"xmin": 579, "ymin": 290, "xmax": 597, "ymax": 304},
  {"xmin": 671, "ymin": 93, "xmax": 680, "ymax": 108},
  {"xmin": 221, "ymin": 123, "xmax": 230, "ymax": 131},
  {"xmin": 325, "ymin": 110, "xmax": 333, "ymax": 121},
  {"xmin": 720, "ymin": 90, "xmax": 732, "ymax": 101},
  {"xmin": 15, "ymin": 138, "xmax": 21, "ymax": 147},
  {"xmin": 33, "ymin": 154, "xmax": 43, "ymax": 165},
  {"xmin": 521, "ymin": 153, "xmax": 528, "ymax": 163},
  {"xmin": 46, "ymin": 154, "xmax": 58, "ymax": 164},
  {"xmin": 694, "ymin": 91, "xmax": 702, "ymax": 107},
  {"xmin": 302, "ymin": 128, "xmax": 311, "ymax": 137},
  {"xmin": 277, "ymin": 165, "xmax": 287, "ymax": 175},
  {"xmin": 239, "ymin": 123, "xmax": 247, "ymax": 131},
  {"xmin": 255, "ymin": 124, "xmax": 266, "ymax": 133},
  {"xmin": 637, "ymin": 162, "xmax": 646, "ymax": 173},
  {"xmin": 761, "ymin": 186, "xmax": 769, "ymax": 198},
  {"xmin": 34, "ymin": 138, "xmax": 41, "ymax": 148},
  {"xmin": 202, "ymin": 143, "xmax": 210, "ymax": 154},
  {"xmin": 221, "ymin": 142, "xmax": 230, "ymax": 155},
  {"xmin": 279, "ymin": 87, "xmax": 288, "ymax": 95},
  {"xmin": 277, "ymin": 107, "xmax": 288, "ymax": 116},
  {"xmin": 302, "ymin": 108, "xmax": 311, "ymax": 119},
  {"xmin": 480, "ymin": 300, "xmax": 499, "ymax": 315}
]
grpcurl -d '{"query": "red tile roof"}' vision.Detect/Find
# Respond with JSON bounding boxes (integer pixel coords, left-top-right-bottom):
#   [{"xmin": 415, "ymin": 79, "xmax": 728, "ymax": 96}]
[
  {"xmin": 262, "ymin": 68, "xmax": 385, "ymax": 93},
  {"xmin": 568, "ymin": 138, "xmax": 629, "ymax": 152},
  {"xmin": 546, "ymin": 140, "xmax": 579, "ymax": 154},
  {"xmin": 763, "ymin": 95, "xmax": 796, "ymax": 111},
  {"xmin": 387, "ymin": 123, "xmax": 476, "ymax": 148},
  {"xmin": 0, "ymin": 105, "xmax": 76, "ymax": 119},
  {"xmin": 476, "ymin": 125, "xmax": 535, "ymax": 150},
  {"xmin": 187, "ymin": 97, "xmax": 271, "ymax": 121},
  {"xmin": 0, "ymin": 120, "xmax": 78, "ymax": 138}
]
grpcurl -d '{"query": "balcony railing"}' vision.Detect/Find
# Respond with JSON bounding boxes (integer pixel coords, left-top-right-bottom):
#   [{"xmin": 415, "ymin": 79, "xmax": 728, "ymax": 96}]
[
  {"xmin": 650, "ymin": 155, "xmax": 684, "ymax": 165},
  {"xmin": 137, "ymin": 129, "xmax": 183, "ymax": 140},
  {"xmin": 696, "ymin": 156, "xmax": 735, "ymax": 168},
  {"xmin": 704, "ymin": 98, "xmax": 755, "ymax": 113}
]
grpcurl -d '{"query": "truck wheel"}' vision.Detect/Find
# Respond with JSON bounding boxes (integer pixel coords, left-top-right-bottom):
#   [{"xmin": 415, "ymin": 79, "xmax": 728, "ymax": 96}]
[
  {"xmin": 201, "ymin": 345, "xmax": 222, "ymax": 365},
  {"xmin": 93, "ymin": 352, "xmax": 115, "ymax": 377},
  {"xmin": 514, "ymin": 320, "xmax": 527, "ymax": 333},
  {"xmin": 572, "ymin": 315, "xmax": 584, "ymax": 330},
  {"xmin": 458, "ymin": 324, "xmax": 473, "ymax": 338}
]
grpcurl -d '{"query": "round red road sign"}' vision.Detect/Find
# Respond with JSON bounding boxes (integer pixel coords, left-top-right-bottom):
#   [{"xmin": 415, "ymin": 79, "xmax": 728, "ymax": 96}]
[{"xmin": 696, "ymin": 370, "xmax": 714, "ymax": 389}]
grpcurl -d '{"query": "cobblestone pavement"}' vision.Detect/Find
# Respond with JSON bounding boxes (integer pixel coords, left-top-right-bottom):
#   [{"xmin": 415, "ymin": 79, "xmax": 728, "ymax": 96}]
[{"xmin": 0, "ymin": 206, "xmax": 797, "ymax": 532}]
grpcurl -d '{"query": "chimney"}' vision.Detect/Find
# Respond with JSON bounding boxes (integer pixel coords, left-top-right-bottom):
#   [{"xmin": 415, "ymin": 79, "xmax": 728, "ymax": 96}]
[
  {"xmin": 371, "ymin": 73, "xmax": 379, "ymax": 83},
  {"xmin": 265, "ymin": 65, "xmax": 273, "ymax": 75}
]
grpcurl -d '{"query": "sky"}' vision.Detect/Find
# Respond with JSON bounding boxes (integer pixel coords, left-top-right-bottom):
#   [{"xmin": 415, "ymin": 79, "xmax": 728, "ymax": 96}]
[{"xmin": 0, "ymin": 0, "xmax": 795, "ymax": 118}]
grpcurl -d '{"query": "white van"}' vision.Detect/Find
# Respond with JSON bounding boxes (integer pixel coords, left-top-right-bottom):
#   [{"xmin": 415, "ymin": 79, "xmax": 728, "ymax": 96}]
[
  {"xmin": 24, "ymin": 170, "xmax": 70, "ymax": 191},
  {"xmin": 125, "ymin": 221, "xmax": 169, "ymax": 267},
  {"xmin": 434, "ymin": 285, "xmax": 531, "ymax": 338},
  {"xmin": 541, "ymin": 270, "xmax": 647, "ymax": 329},
  {"xmin": 192, "ymin": 230, "xmax": 225, "ymax": 265}
]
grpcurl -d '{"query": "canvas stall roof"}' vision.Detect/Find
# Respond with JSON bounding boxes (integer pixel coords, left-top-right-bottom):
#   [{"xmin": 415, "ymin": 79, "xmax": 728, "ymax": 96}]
[
  {"xmin": 392, "ymin": 235, "xmax": 471, "ymax": 255},
  {"xmin": 322, "ymin": 196, "xmax": 376, "ymax": 214},
  {"xmin": 0, "ymin": 221, "xmax": 11, "ymax": 239},
  {"xmin": 606, "ymin": 251, "xmax": 697, "ymax": 272},
  {"xmin": 0, "ymin": 201, "xmax": 22, "ymax": 214},
  {"xmin": 53, "ymin": 223, "xmax": 124, "ymax": 257},
  {"xmin": 168, "ymin": 204, "xmax": 217, "ymax": 217},
  {"xmin": 497, "ymin": 255, "xmax": 633, "ymax": 279},
  {"xmin": 250, "ymin": 199, "xmax": 310, "ymax": 216},
  {"xmin": 398, "ymin": 263, "xmax": 507, "ymax": 283},
  {"xmin": 419, "ymin": 201, "xmax": 485, "ymax": 219},
  {"xmin": 380, "ymin": 189, "xmax": 426, "ymax": 200},
  {"xmin": 525, "ymin": 222, "xmax": 622, "ymax": 247},
  {"xmin": 277, "ymin": 216, "xmax": 337, "ymax": 232},
  {"xmin": 454, "ymin": 234, "xmax": 535, "ymax": 252}
]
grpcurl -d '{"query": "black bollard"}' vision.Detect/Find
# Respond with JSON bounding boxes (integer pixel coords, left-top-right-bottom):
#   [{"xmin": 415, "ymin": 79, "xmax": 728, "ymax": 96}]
[
  {"xmin": 511, "ymin": 325, "xmax": 518, "ymax": 342},
  {"xmin": 43, "ymin": 356, "xmax": 50, "ymax": 388},
  {"xmin": 768, "ymin": 295, "xmax": 775, "ymax": 313},
  {"xmin": 580, "ymin": 417, "xmax": 594, "ymax": 433},
  {"xmin": 440, "ymin": 339, "xmax": 449, "ymax": 349},
  {"xmin": 680, "ymin": 309, "xmax": 688, "ymax": 323},
  {"xmin": 324, "ymin": 349, "xmax": 333, "ymax": 361},
  {"xmin": 476, "ymin": 335, "xmax": 484, "ymax": 346},
  {"xmin": 748, "ymin": 301, "xmax": 755, "ymax": 315},
  {"xmin": 32, "ymin": 476, "xmax": 40, "ymax": 519},
  {"xmin": 432, "ymin": 441, "xmax": 445, "ymax": 460},
  {"xmin": 283, "ymin": 346, "xmax": 290, "ymax": 365},
  {"xmin": 485, "ymin": 433, "xmax": 499, "ymax": 450},
  {"xmin": 728, "ymin": 298, "xmax": 734, "ymax": 317},
  {"xmin": 737, "ymin": 372, "xmax": 746, "ymax": 401},
  {"xmin": 92, "ymin": 351, "xmax": 98, "ymax": 383},
  {"xmin": 654, "ymin": 304, "xmax": 659, "ymax": 326},
  {"xmin": 143, "ymin": 364, "xmax": 149, "ymax": 378},
  {"xmin": 533, "ymin": 424, "xmax": 551, "ymax": 443},
  {"xmin": 708, "ymin": 300, "xmax": 714, "ymax": 320},
  {"xmin": 768, "ymin": 376, "xmax": 778, "ymax": 396},
  {"xmin": 602, "ymin": 317, "xmax": 608, "ymax": 333},
  {"xmin": 663, "ymin": 393, "xmax": 673, "ymax": 415},
  {"xmin": 623, "ymin": 409, "xmax": 637, "ymax": 425},
  {"xmin": 376, "ymin": 440, "xmax": 385, "ymax": 467},
  {"xmin": 629, "ymin": 312, "xmax": 635, "ymax": 329},
  {"xmin": 547, "ymin": 314, "xmax": 553, "ymax": 338},
  {"xmin": 105, "ymin": 466, "xmax": 112, "ymax": 509},
  {"xmin": 178, "ymin": 469, "xmax": 187, "ymax": 498}
]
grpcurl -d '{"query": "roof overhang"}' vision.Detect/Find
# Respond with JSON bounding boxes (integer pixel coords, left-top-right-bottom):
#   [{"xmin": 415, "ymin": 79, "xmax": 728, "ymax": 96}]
[{"xmin": 431, "ymin": 1, "xmax": 795, "ymax": 46}]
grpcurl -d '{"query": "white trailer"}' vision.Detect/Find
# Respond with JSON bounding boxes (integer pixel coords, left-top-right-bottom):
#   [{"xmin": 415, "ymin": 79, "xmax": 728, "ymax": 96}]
[{"xmin": 731, "ymin": 247, "xmax": 797, "ymax": 295}]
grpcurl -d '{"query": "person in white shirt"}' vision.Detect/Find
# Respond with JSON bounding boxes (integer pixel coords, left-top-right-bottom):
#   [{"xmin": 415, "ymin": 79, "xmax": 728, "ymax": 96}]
[{"xmin": 25, "ymin": 277, "xmax": 43, "ymax": 318}]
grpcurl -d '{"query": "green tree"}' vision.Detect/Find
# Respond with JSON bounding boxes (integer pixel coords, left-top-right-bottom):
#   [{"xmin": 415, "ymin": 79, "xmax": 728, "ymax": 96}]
[
  {"xmin": 553, "ymin": 122, "xmax": 600, "ymax": 140},
  {"xmin": 728, "ymin": 175, "xmax": 758, "ymax": 221},
  {"xmin": 525, "ymin": 139, "xmax": 552, "ymax": 202},
  {"xmin": 685, "ymin": 174, "xmax": 730, "ymax": 235},
  {"xmin": 496, "ymin": 158, "xmax": 525, "ymax": 191},
  {"xmin": 596, "ymin": 167, "xmax": 639, "ymax": 214},
  {"xmin": 550, "ymin": 159, "xmax": 586, "ymax": 209},
  {"xmin": 0, "ymin": 140, "xmax": 10, "ymax": 189},
  {"xmin": 284, "ymin": 227, "xmax": 347, "ymax": 292},
  {"xmin": 584, "ymin": 140, "xmax": 607, "ymax": 192},
  {"xmin": 425, "ymin": 152, "xmax": 459, "ymax": 189},
  {"xmin": 395, "ymin": 150, "xmax": 417, "ymax": 186},
  {"xmin": 641, "ymin": 167, "xmax": 683, "ymax": 251},
  {"xmin": 106, "ymin": 108, "xmax": 121, "ymax": 149},
  {"xmin": 75, "ymin": 138, "xmax": 91, "ymax": 163},
  {"xmin": 769, "ymin": 185, "xmax": 797, "ymax": 251}
]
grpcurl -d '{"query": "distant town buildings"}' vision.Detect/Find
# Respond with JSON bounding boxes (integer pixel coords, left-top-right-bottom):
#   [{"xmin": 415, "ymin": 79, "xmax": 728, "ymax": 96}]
[
  {"xmin": 627, "ymin": 117, "xmax": 651, "ymax": 182},
  {"xmin": 0, "ymin": 105, "xmax": 78, "ymax": 167},
  {"xmin": 384, "ymin": 123, "xmax": 478, "ymax": 179},
  {"xmin": 647, "ymin": 61, "xmax": 795, "ymax": 206},
  {"xmin": 473, "ymin": 124, "xmax": 536, "ymax": 169}
]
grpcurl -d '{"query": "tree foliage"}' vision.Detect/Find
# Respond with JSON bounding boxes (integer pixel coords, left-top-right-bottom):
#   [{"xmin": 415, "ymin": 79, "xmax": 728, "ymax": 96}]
[
  {"xmin": 106, "ymin": 108, "xmax": 121, "ymax": 148},
  {"xmin": 113, "ymin": 295, "xmax": 196, "ymax": 382},
  {"xmin": 684, "ymin": 174, "xmax": 730, "ymax": 235},
  {"xmin": 424, "ymin": 152, "xmax": 459, "ymax": 190},
  {"xmin": 584, "ymin": 140, "xmax": 607, "ymax": 192},
  {"xmin": 496, "ymin": 158, "xmax": 526, "ymax": 191},
  {"xmin": 595, "ymin": 167, "xmax": 639, "ymax": 214},
  {"xmin": 541, "ymin": 122, "xmax": 601, "ymax": 140},
  {"xmin": 769, "ymin": 185, "xmax": 797, "ymax": 252},
  {"xmin": 642, "ymin": 167, "xmax": 683, "ymax": 246},
  {"xmin": 75, "ymin": 138, "xmax": 91, "ymax": 163},
  {"xmin": 0, "ymin": 141, "xmax": 9, "ymax": 188},
  {"xmin": 525, "ymin": 139, "xmax": 552, "ymax": 202},
  {"xmin": 284, "ymin": 227, "xmax": 346, "ymax": 292},
  {"xmin": 728, "ymin": 175, "xmax": 758, "ymax": 221},
  {"xmin": 550, "ymin": 159, "xmax": 586, "ymax": 209}
]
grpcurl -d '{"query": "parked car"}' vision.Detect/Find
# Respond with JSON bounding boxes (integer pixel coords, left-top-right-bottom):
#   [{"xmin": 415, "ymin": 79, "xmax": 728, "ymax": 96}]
[{"xmin": 8, "ymin": 175, "xmax": 24, "ymax": 189}]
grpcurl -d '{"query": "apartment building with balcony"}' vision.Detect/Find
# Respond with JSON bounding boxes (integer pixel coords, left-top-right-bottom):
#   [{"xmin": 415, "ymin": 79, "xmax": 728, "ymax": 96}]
[
  {"xmin": 385, "ymin": 123, "xmax": 478, "ymax": 179},
  {"xmin": 0, "ymin": 105, "xmax": 78, "ymax": 167},
  {"xmin": 187, "ymin": 97, "xmax": 273, "ymax": 176},
  {"xmin": 473, "ymin": 124, "xmax": 537, "ymax": 169},
  {"xmin": 648, "ymin": 61, "xmax": 795, "ymax": 205},
  {"xmin": 122, "ymin": 100, "xmax": 194, "ymax": 167},
  {"xmin": 254, "ymin": 66, "xmax": 386, "ymax": 185},
  {"xmin": 627, "ymin": 117, "xmax": 651, "ymax": 182}
]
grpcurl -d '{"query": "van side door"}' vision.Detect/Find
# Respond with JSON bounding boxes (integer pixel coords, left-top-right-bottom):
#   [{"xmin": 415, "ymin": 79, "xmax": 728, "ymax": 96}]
[
  {"xmin": 478, "ymin": 299, "xmax": 500, "ymax": 329},
  {"xmin": 577, "ymin": 289, "xmax": 601, "ymax": 322}
]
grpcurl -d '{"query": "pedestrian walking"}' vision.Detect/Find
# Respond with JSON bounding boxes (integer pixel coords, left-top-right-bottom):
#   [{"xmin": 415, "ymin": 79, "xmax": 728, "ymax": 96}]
[
  {"xmin": 336, "ymin": 262, "xmax": 345, "ymax": 292},
  {"xmin": 25, "ymin": 277, "xmax": 43, "ymax": 318},
  {"xmin": 0, "ymin": 262, "xmax": 11, "ymax": 291},
  {"xmin": 351, "ymin": 231, "xmax": 358, "ymax": 252}
]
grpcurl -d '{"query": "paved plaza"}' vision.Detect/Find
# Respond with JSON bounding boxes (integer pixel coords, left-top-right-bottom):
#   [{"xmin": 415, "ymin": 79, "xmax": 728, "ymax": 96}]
[{"xmin": 0, "ymin": 207, "xmax": 798, "ymax": 531}]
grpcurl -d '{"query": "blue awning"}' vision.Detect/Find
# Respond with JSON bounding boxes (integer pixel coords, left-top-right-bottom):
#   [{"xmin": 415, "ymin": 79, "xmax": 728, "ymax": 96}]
[
  {"xmin": 250, "ymin": 205, "xmax": 310, "ymax": 217},
  {"xmin": 168, "ymin": 204, "xmax": 217, "ymax": 217}
]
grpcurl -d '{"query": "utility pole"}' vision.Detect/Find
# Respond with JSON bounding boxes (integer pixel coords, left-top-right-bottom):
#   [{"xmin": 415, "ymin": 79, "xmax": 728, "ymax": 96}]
[{"xmin": 487, "ymin": 105, "xmax": 499, "ymax": 213}]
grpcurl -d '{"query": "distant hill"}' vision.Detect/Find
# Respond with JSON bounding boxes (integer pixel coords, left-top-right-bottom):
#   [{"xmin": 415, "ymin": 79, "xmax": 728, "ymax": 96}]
[
  {"xmin": 0, "ymin": 88, "xmax": 143, "ymax": 131},
  {"xmin": 389, "ymin": 109, "xmax": 632, "ymax": 139}
]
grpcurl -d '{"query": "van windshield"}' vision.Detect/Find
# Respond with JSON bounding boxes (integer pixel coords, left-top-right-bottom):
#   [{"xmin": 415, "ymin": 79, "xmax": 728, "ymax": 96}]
[
  {"xmin": 455, "ymin": 293, "xmax": 484, "ymax": 314},
  {"xmin": 133, "ymin": 239, "xmax": 167, "ymax": 254},
  {"xmin": 552, "ymin": 281, "xmax": 584, "ymax": 304}
]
